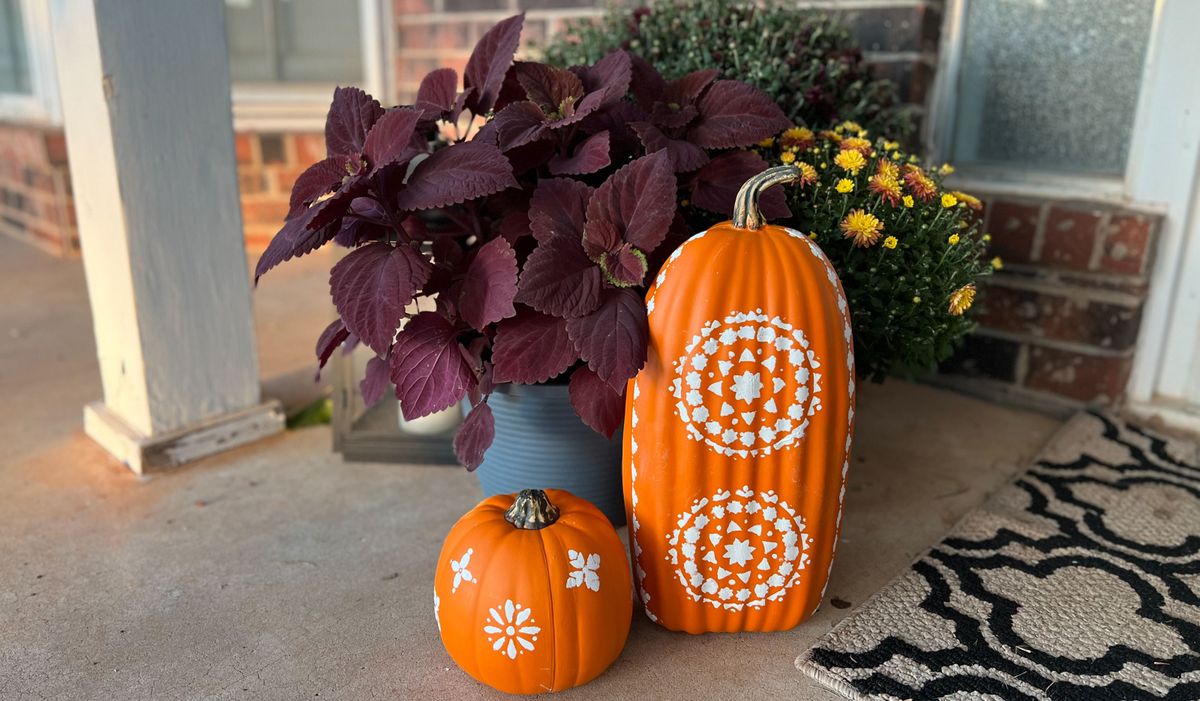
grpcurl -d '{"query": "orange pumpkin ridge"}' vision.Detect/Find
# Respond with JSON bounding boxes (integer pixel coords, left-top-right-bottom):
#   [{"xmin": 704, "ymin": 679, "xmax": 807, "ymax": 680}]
[
  {"xmin": 625, "ymin": 166, "xmax": 855, "ymax": 633},
  {"xmin": 434, "ymin": 488, "xmax": 632, "ymax": 694}
]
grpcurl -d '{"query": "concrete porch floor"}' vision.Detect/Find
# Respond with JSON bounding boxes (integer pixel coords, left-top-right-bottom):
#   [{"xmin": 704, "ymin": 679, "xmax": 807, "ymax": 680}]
[{"xmin": 0, "ymin": 237, "xmax": 1062, "ymax": 700}]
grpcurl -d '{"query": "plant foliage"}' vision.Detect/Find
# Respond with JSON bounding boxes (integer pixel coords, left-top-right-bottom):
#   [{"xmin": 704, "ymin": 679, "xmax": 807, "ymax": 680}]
[
  {"xmin": 256, "ymin": 13, "xmax": 790, "ymax": 468},
  {"xmin": 543, "ymin": 0, "xmax": 913, "ymax": 139}
]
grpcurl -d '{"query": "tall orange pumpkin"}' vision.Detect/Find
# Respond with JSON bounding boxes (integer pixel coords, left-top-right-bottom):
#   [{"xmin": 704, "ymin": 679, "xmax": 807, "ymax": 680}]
[
  {"xmin": 624, "ymin": 165, "xmax": 855, "ymax": 633},
  {"xmin": 434, "ymin": 488, "xmax": 632, "ymax": 694}
]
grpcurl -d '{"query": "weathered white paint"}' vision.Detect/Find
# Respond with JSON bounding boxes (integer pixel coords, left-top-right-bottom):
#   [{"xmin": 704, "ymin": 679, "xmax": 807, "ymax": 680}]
[
  {"xmin": 50, "ymin": 0, "xmax": 282, "ymax": 470},
  {"xmin": 1124, "ymin": 0, "xmax": 1200, "ymax": 415}
]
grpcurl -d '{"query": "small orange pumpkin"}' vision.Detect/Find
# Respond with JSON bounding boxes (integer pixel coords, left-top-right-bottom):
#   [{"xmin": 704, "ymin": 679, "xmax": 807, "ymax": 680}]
[
  {"xmin": 434, "ymin": 488, "xmax": 632, "ymax": 694},
  {"xmin": 624, "ymin": 166, "xmax": 855, "ymax": 633}
]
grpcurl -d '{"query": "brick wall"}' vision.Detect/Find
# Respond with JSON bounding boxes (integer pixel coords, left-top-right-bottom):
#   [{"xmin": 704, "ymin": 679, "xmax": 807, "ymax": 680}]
[
  {"xmin": 942, "ymin": 197, "xmax": 1160, "ymax": 406},
  {"xmin": 235, "ymin": 130, "xmax": 325, "ymax": 249},
  {"xmin": 0, "ymin": 121, "xmax": 77, "ymax": 257}
]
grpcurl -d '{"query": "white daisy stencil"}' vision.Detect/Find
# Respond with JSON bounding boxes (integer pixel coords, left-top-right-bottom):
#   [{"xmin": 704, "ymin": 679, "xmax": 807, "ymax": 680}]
[
  {"xmin": 450, "ymin": 548, "xmax": 474, "ymax": 593},
  {"xmin": 565, "ymin": 550, "xmax": 601, "ymax": 591},
  {"xmin": 483, "ymin": 599, "xmax": 541, "ymax": 660}
]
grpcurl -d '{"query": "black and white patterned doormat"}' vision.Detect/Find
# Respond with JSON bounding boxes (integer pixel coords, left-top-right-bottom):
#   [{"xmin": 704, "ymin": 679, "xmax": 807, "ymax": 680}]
[{"xmin": 797, "ymin": 411, "xmax": 1200, "ymax": 700}]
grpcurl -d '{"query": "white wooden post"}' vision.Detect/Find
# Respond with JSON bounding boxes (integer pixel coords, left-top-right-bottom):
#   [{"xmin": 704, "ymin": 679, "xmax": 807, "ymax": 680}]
[{"xmin": 49, "ymin": 0, "xmax": 283, "ymax": 473}]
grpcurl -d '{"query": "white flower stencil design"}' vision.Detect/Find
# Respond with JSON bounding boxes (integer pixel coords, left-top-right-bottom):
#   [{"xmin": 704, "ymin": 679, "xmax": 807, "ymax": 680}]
[
  {"xmin": 450, "ymin": 548, "xmax": 474, "ymax": 593},
  {"xmin": 433, "ymin": 591, "xmax": 441, "ymax": 633},
  {"xmin": 565, "ymin": 550, "xmax": 601, "ymax": 591},
  {"xmin": 483, "ymin": 599, "xmax": 541, "ymax": 660}
]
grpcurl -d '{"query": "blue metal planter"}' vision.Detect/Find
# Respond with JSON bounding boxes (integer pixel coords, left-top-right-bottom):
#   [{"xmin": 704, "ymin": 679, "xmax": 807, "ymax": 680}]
[{"xmin": 467, "ymin": 384, "xmax": 625, "ymax": 526}]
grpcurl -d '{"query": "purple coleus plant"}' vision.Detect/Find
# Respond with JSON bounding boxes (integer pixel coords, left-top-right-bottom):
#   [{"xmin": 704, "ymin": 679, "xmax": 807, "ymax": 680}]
[{"xmin": 256, "ymin": 13, "xmax": 790, "ymax": 468}]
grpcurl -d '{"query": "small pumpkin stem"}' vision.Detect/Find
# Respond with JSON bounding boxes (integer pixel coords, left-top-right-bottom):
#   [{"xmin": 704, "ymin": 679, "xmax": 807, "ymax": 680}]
[
  {"xmin": 504, "ymin": 489, "xmax": 560, "ymax": 530},
  {"xmin": 732, "ymin": 165, "xmax": 802, "ymax": 231}
]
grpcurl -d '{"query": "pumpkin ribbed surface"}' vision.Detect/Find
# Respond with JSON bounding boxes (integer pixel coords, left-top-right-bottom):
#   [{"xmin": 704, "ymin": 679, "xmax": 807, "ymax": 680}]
[{"xmin": 624, "ymin": 224, "xmax": 855, "ymax": 633}]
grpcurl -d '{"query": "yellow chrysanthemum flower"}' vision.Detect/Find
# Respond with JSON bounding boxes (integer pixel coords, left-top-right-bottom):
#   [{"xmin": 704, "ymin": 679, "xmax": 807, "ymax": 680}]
[
  {"xmin": 796, "ymin": 161, "xmax": 818, "ymax": 186},
  {"xmin": 840, "ymin": 137, "xmax": 872, "ymax": 154},
  {"xmin": 941, "ymin": 193, "xmax": 959, "ymax": 209},
  {"xmin": 841, "ymin": 208, "xmax": 883, "ymax": 247},
  {"xmin": 835, "ymin": 149, "xmax": 867, "ymax": 175},
  {"xmin": 877, "ymin": 158, "xmax": 899, "ymax": 181},
  {"xmin": 939, "ymin": 163, "xmax": 955, "ymax": 175},
  {"xmin": 868, "ymin": 174, "xmax": 902, "ymax": 205},
  {"xmin": 836, "ymin": 178, "xmax": 854, "ymax": 194},
  {"xmin": 902, "ymin": 195, "xmax": 914, "ymax": 208},
  {"xmin": 780, "ymin": 150, "xmax": 796, "ymax": 164},
  {"xmin": 891, "ymin": 151, "xmax": 902, "ymax": 161},
  {"xmin": 839, "ymin": 120, "xmax": 863, "ymax": 134},
  {"xmin": 948, "ymin": 284, "xmax": 976, "ymax": 316},
  {"xmin": 982, "ymin": 233, "xmax": 992, "ymax": 243},
  {"xmin": 757, "ymin": 137, "xmax": 775, "ymax": 148},
  {"xmin": 992, "ymin": 256, "xmax": 1004, "ymax": 270},
  {"xmin": 912, "ymin": 296, "xmax": 922, "ymax": 304},
  {"xmin": 883, "ymin": 236, "xmax": 898, "ymax": 249},
  {"xmin": 780, "ymin": 126, "xmax": 814, "ymax": 150},
  {"xmin": 952, "ymin": 190, "xmax": 982, "ymax": 212},
  {"xmin": 948, "ymin": 233, "xmax": 961, "ymax": 245},
  {"xmin": 904, "ymin": 165, "xmax": 938, "ymax": 202},
  {"xmin": 808, "ymin": 231, "xmax": 818, "ymax": 240},
  {"xmin": 883, "ymin": 140, "xmax": 899, "ymax": 151}
]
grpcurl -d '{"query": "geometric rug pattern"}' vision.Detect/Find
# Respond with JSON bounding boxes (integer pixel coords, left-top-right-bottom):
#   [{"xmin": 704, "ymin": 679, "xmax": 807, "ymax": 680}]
[{"xmin": 798, "ymin": 412, "xmax": 1200, "ymax": 700}]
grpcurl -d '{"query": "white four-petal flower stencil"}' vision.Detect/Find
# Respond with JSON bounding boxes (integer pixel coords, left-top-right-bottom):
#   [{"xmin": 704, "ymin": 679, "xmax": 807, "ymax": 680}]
[
  {"xmin": 565, "ymin": 550, "xmax": 601, "ymax": 592},
  {"xmin": 450, "ymin": 548, "xmax": 474, "ymax": 593},
  {"xmin": 483, "ymin": 599, "xmax": 541, "ymax": 660}
]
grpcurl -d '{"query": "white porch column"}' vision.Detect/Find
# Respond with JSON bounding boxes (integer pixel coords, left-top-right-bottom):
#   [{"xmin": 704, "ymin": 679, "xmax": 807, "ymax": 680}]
[{"xmin": 49, "ymin": 0, "xmax": 283, "ymax": 473}]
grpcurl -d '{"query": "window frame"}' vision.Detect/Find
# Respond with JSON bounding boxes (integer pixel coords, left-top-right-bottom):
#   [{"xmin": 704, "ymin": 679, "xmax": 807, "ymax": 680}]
[
  {"xmin": 229, "ymin": 0, "xmax": 392, "ymax": 132},
  {"xmin": 925, "ymin": 0, "xmax": 1165, "ymax": 201},
  {"xmin": 0, "ymin": 0, "xmax": 61, "ymax": 125}
]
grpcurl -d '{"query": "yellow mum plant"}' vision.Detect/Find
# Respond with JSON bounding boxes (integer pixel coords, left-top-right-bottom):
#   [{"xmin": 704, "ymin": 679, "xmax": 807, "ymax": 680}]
[{"xmin": 753, "ymin": 122, "xmax": 994, "ymax": 380}]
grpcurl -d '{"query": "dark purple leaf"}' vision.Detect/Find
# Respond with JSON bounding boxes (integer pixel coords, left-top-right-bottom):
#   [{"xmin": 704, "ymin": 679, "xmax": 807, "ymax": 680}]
[
  {"xmin": 464, "ymin": 13, "xmax": 524, "ymax": 115},
  {"xmin": 598, "ymin": 244, "xmax": 647, "ymax": 288},
  {"xmin": 668, "ymin": 69, "xmax": 719, "ymax": 103},
  {"xmin": 492, "ymin": 308, "xmax": 578, "ymax": 384},
  {"xmin": 515, "ymin": 63, "xmax": 583, "ymax": 114},
  {"xmin": 315, "ymin": 318, "xmax": 350, "ymax": 372},
  {"xmin": 255, "ymin": 200, "xmax": 345, "ymax": 282},
  {"xmin": 394, "ymin": 140, "xmax": 517, "ymax": 211},
  {"xmin": 548, "ymin": 130, "xmax": 610, "ymax": 175},
  {"xmin": 584, "ymin": 150, "xmax": 676, "ymax": 253},
  {"xmin": 515, "ymin": 234, "xmax": 603, "ymax": 318},
  {"xmin": 690, "ymin": 80, "xmax": 791, "ymax": 149},
  {"xmin": 568, "ymin": 366, "xmax": 626, "ymax": 438},
  {"xmin": 566, "ymin": 288, "xmax": 648, "ymax": 391},
  {"xmin": 690, "ymin": 150, "xmax": 791, "ymax": 220},
  {"xmin": 325, "ymin": 86, "xmax": 383, "ymax": 157},
  {"xmin": 334, "ymin": 217, "xmax": 387, "ymax": 248},
  {"xmin": 487, "ymin": 101, "xmax": 547, "ymax": 151},
  {"xmin": 529, "ymin": 178, "xmax": 592, "ymax": 243},
  {"xmin": 329, "ymin": 243, "xmax": 433, "ymax": 355},
  {"xmin": 498, "ymin": 209, "xmax": 530, "ymax": 243},
  {"xmin": 289, "ymin": 157, "xmax": 349, "ymax": 216},
  {"xmin": 360, "ymin": 355, "xmax": 391, "ymax": 407},
  {"xmin": 416, "ymin": 67, "xmax": 458, "ymax": 117},
  {"xmin": 454, "ymin": 401, "xmax": 495, "ymax": 470},
  {"xmin": 628, "ymin": 54, "xmax": 666, "ymax": 110},
  {"xmin": 389, "ymin": 312, "xmax": 475, "ymax": 420},
  {"xmin": 577, "ymin": 50, "xmax": 632, "ymax": 107},
  {"xmin": 363, "ymin": 108, "xmax": 423, "ymax": 172},
  {"xmin": 632, "ymin": 123, "xmax": 710, "ymax": 173},
  {"xmin": 581, "ymin": 217, "xmax": 622, "ymax": 262},
  {"xmin": 459, "ymin": 237, "xmax": 518, "ymax": 331}
]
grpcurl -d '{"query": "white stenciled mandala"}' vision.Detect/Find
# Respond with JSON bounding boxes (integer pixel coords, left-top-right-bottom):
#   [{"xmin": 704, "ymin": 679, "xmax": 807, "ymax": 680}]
[
  {"xmin": 483, "ymin": 599, "xmax": 541, "ymax": 660},
  {"xmin": 670, "ymin": 310, "xmax": 823, "ymax": 457},
  {"xmin": 667, "ymin": 486, "xmax": 812, "ymax": 610}
]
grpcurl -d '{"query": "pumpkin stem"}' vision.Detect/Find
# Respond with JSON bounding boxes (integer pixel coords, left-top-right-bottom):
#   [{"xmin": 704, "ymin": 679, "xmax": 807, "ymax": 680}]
[
  {"xmin": 504, "ymin": 489, "xmax": 560, "ymax": 530},
  {"xmin": 732, "ymin": 165, "xmax": 802, "ymax": 231}
]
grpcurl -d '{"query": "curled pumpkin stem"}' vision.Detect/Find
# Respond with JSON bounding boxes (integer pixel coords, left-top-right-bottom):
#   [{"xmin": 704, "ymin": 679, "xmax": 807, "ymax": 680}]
[{"xmin": 733, "ymin": 165, "xmax": 802, "ymax": 231}]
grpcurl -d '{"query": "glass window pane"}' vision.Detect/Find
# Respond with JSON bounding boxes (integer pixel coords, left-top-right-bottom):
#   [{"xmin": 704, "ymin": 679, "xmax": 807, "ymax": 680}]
[
  {"xmin": 0, "ymin": 0, "xmax": 31, "ymax": 94},
  {"xmin": 225, "ymin": 0, "xmax": 274, "ymax": 82},
  {"xmin": 951, "ymin": 0, "xmax": 1155, "ymax": 176},
  {"xmin": 274, "ymin": 0, "xmax": 363, "ymax": 83}
]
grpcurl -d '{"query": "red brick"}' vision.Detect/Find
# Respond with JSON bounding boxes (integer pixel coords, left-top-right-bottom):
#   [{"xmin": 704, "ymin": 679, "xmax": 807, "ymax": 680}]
[
  {"xmin": 986, "ymin": 200, "xmax": 1039, "ymax": 264},
  {"xmin": 238, "ymin": 172, "xmax": 267, "ymax": 195},
  {"xmin": 43, "ymin": 131, "xmax": 69, "ymax": 165},
  {"xmin": 1041, "ymin": 206, "xmax": 1100, "ymax": 271},
  {"xmin": 1098, "ymin": 213, "xmax": 1154, "ymax": 275},
  {"xmin": 234, "ymin": 133, "xmax": 254, "ymax": 165},
  {"xmin": 294, "ymin": 133, "xmax": 326, "ymax": 164},
  {"xmin": 241, "ymin": 199, "xmax": 290, "ymax": 227},
  {"xmin": 1025, "ymin": 347, "xmax": 1131, "ymax": 404},
  {"xmin": 394, "ymin": 0, "xmax": 434, "ymax": 14}
]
